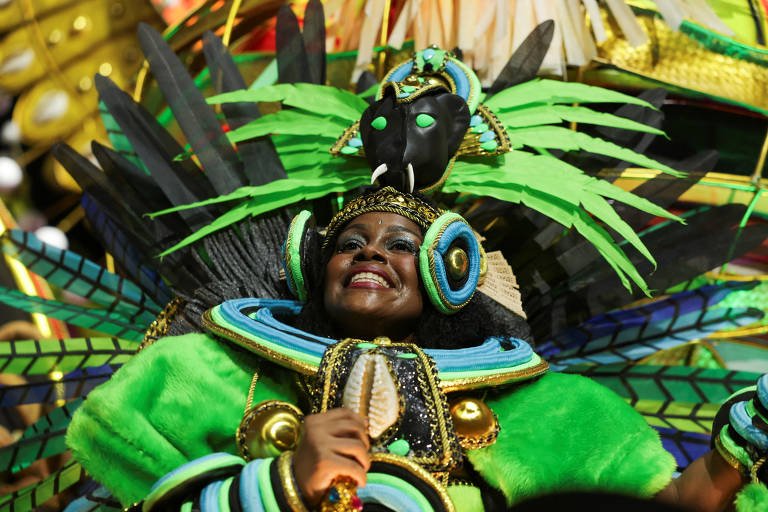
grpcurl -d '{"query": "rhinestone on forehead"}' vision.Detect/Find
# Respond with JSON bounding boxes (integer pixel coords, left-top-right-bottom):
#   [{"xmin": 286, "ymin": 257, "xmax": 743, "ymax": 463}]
[{"xmin": 322, "ymin": 187, "xmax": 443, "ymax": 250}]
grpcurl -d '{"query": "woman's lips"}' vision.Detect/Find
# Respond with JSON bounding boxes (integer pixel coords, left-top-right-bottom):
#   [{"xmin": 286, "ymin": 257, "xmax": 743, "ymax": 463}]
[{"xmin": 346, "ymin": 269, "xmax": 393, "ymax": 289}]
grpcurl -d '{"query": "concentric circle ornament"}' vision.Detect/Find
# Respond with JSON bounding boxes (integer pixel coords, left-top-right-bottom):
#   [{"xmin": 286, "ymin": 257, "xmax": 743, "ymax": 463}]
[{"xmin": 420, "ymin": 212, "xmax": 481, "ymax": 314}]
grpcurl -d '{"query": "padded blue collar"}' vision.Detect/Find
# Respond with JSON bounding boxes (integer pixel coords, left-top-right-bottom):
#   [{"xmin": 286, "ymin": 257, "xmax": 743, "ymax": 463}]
[{"xmin": 203, "ymin": 298, "xmax": 548, "ymax": 392}]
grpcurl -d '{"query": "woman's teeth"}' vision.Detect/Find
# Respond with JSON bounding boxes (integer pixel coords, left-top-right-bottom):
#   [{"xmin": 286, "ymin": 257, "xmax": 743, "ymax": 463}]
[{"xmin": 349, "ymin": 272, "xmax": 391, "ymax": 287}]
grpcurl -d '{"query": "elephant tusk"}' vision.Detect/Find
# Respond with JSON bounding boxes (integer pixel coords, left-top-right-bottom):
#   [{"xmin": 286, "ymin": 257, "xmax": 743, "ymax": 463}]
[
  {"xmin": 407, "ymin": 163, "xmax": 415, "ymax": 193},
  {"xmin": 371, "ymin": 163, "xmax": 388, "ymax": 184}
]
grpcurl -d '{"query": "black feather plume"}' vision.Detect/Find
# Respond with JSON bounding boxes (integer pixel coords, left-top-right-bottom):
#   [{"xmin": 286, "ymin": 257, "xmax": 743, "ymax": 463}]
[
  {"xmin": 137, "ymin": 23, "xmax": 245, "ymax": 195},
  {"xmin": 201, "ymin": 31, "xmax": 286, "ymax": 186},
  {"xmin": 488, "ymin": 20, "xmax": 554, "ymax": 95}
]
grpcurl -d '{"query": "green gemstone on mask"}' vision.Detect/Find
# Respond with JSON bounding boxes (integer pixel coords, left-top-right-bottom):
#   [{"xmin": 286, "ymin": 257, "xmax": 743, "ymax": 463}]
[
  {"xmin": 481, "ymin": 140, "xmax": 498, "ymax": 151},
  {"xmin": 472, "ymin": 123, "xmax": 489, "ymax": 134},
  {"xmin": 341, "ymin": 146, "xmax": 359, "ymax": 154},
  {"xmin": 416, "ymin": 114, "xmax": 435, "ymax": 127},
  {"xmin": 402, "ymin": 85, "xmax": 417, "ymax": 93},
  {"xmin": 372, "ymin": 116, "xmax": 387, "ymax": 130},
  {"xmin": 357, "ymin": 342, "xmax": 378, "ymax": 349},
  {"xmin": 388, "ymin": 439, "xmax": 410, "ymax": 456},
  {"xmin": 396, "ymin": 353, "xmax": 418, "ymax": 359}
]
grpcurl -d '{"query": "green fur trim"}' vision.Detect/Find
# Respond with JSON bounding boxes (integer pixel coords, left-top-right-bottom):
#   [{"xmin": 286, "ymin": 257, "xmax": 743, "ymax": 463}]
[
  {"xmin": 736, "ymin": 482, "xmax": 768, "ymax": 512},
  {"xmin": 465, "ymin": 372, "xmax": 676, "ymax": 506},
  {"xmin": 66, "ymin": 333, "xmax": 298, "ymax": 505}
]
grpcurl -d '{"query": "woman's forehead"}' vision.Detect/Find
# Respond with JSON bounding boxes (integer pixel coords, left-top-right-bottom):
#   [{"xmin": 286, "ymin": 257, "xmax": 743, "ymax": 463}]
[{"xmin": 340, "ymin": 212, "xmax": 423, "ymax": 236}]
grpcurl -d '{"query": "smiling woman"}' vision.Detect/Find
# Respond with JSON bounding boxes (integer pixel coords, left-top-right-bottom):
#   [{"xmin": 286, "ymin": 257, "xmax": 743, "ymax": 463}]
[{"xmin": 324, "ymin": 212, "xmax": 424, "ymax": 342}]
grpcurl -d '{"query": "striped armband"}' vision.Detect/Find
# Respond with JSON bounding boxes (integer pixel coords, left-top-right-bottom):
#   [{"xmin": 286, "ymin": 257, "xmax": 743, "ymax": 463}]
[
  {"xmin": 237, "ymin": 451, "xmax": 308, "ymax": 512},
  {"xmin": 143, "ymin": 453, "xmax": 245, "ymax": 512},
  {"xmin": 143, "ymin": 452, "xmax": 309, "ymax": 512},
  {"xmin": 714, "ymin": 377, "xmax": 768, "ymax": 481}
]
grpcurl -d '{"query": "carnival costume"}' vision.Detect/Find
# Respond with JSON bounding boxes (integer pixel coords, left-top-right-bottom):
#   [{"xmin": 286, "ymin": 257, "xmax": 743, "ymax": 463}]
[{"xmin": 2, "ymin": 2, "xmax": 768, "ymax": 510}]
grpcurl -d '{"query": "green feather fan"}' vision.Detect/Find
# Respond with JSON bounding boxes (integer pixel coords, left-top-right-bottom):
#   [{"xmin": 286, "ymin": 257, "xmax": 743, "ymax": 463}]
[
  {"xmin": 0, "ymin": 461, "xmax": 83, "ymax": 512},
  {"xmin": 149, "ymin": 78, "xmax": 682, "ymax": 294},
  {"xmin": 0, "ymin": 288, "xmax": 146, "ymax": 342},
  {"xmin": 567, "ymin": 363, "xmax": 763, "ymax": 433},
  {"xmin": 0, "ymin": 338, "xmax": 137, "ymax": 375}
]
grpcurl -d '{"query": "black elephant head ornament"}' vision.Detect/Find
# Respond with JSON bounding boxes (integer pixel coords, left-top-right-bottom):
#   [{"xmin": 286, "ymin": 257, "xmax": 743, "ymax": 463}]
[{"xmin": 359, "ymin": 84, "xmax": 470, "ymax": 193}]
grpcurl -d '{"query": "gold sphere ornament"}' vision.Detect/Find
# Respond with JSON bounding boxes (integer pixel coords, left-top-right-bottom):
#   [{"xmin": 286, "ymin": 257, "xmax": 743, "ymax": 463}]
[
  {"xmin": 449, "ymin": 396, "xmax": 499, "ymax": 449},
  {"xmin": 237, "ymin": 400, "xmax": 303, "ymax": 460},
  {"xmin": 445, "ymin": 246, "xmax": 469, "ymax": 281}
]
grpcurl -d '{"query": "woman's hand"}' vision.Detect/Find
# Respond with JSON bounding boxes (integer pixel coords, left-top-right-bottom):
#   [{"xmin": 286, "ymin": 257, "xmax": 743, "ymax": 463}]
[{"xmin": 293, "ymin": 408, "xmax": 371, "ymax": 506}]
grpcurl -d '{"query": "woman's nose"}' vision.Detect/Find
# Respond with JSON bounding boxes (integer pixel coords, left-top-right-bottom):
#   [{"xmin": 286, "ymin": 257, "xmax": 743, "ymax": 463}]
[{"xmin": 353, "ymin": 242, "xmax": 386, "ymax": 262}]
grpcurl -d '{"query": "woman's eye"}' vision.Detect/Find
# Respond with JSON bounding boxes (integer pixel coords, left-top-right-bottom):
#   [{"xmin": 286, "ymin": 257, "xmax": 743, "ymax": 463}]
[
  {"xmin": 338, "ymin": 238, "xmax": 363, "ymax": 252},
  {"xmin": 389, "ymin": 239, "xmax": 418, "ymax": 253}
]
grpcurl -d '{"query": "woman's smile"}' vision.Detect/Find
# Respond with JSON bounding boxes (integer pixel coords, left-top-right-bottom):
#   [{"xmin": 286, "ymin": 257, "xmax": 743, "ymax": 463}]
[{"xmin": 346, "ymin": 266, "xmax": 394, "ymax": 289}]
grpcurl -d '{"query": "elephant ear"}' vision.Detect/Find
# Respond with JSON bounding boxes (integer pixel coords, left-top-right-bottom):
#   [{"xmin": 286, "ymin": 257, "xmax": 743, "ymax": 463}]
[{"xmin": 435, "ymin": 92, "xmax": 470, "ymax": 161}]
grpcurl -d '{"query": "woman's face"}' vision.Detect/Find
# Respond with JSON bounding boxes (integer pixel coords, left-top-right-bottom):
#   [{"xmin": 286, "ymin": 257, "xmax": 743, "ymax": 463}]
[{"xmin": 324, "ymin": 212, "xmax": 424, "ymax": 341}]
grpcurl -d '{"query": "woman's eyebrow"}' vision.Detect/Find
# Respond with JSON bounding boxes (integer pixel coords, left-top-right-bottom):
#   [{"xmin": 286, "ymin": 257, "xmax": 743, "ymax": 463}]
[
  {"xmin": 386, "ymin": 225, "xmax": 421, "ymax": 238},
  {"xmin": 342, "ymin": 223, "xmax": 368, "ymax": 233}
]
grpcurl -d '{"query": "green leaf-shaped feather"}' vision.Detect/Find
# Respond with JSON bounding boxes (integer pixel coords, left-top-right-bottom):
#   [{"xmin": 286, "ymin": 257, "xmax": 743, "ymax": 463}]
[
  {"xmin": 225, "ymin": 110, "xmax": 348, "ymax": 143},
  {"xmin": 445, "ymin": 151, "xmax": 684, "ymax": 293},
  {"xmin": 208, "ymin": 83, "xmax": 369, "ymax": 123},
  {"xmin": 485, "ymin": 78, "xmax": 656, "ymax": 111},
  {"xmin": 497, "ymin": 104, "xmax": 665, "ymax": 135},
  {"xmin": 505, "ymin": 125, "xmax": 684, "ymax": 177}
]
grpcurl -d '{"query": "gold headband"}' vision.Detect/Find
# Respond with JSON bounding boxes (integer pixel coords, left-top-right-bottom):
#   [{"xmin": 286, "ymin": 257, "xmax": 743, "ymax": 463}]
[{"xmin": 322, "ymin": 187, "xmax": 443, "ymax": 250}]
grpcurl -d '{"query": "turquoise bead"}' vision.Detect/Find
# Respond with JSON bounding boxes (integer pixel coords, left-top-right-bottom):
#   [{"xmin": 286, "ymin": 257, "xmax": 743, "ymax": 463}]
[
  {"xmin": 388, "ymin": 438, "xmax": 410, "ymax": 456},
  {"xmin": 470, "ymin": 115, "xmax": 483, "ymax": 127},
  {"xmin": 348, "ymin": 137, "xmax": 363, "ymax": 147},
  {"xmin": 481, "ymin": 140, "xmax": 498, "ymax": 151},
  {"xmin": 479, "ymin": 131, "xmax": 496, "ymax": 142}
]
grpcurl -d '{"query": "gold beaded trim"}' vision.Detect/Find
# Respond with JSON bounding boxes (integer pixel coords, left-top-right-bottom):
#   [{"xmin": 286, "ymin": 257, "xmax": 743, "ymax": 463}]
[
  {"xmin": 138, "ymin": 297, "xmax": 184, "ymax": 352},
  {"xmin": 456, "ymin": 417, "xmax": 500, "ymax": 450},
  {"xmin": 440, "ymin": 358, "xmax": 550, "ymax": 393},
  {"xmin": 322, "ymin": 187, "xmax": 443, "ymax": 250},
  {"xmin": 329, "ymin": 120, "xmax": 364, "ymax": 157},
  {"xmin": 714, "ymin": 433, "xmax": 748, "ymax": 476},
  {"xmin": 278, "ymin": 451, "xmax": 309, "ymax": 512},
  {"xmin": 456, "ymin": 104, "xmax": 511, "ymax": 157}
]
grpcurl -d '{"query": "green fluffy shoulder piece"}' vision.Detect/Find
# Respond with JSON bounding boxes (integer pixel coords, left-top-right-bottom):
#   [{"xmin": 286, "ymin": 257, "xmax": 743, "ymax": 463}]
[
  {"xmin": 737, "ymin": 482, "xmax": 768, "ymax": 512},
  {"xmin": 66, "ymin": 333, "xmax": 298, "ymax": 505},
  {"xmin": 466, "ymin": 372, "xmax": 676, "ymax": 506}
]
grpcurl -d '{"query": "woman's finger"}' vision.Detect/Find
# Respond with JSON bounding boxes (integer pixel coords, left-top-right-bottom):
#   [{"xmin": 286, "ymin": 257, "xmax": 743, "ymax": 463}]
[
  {"xmin": 318, "ymin": 454, "xmax": 368, "ymax": 488},
  {"xmin": 330, "ymin": 437, "xmax": 371, "ymax": 471}
]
